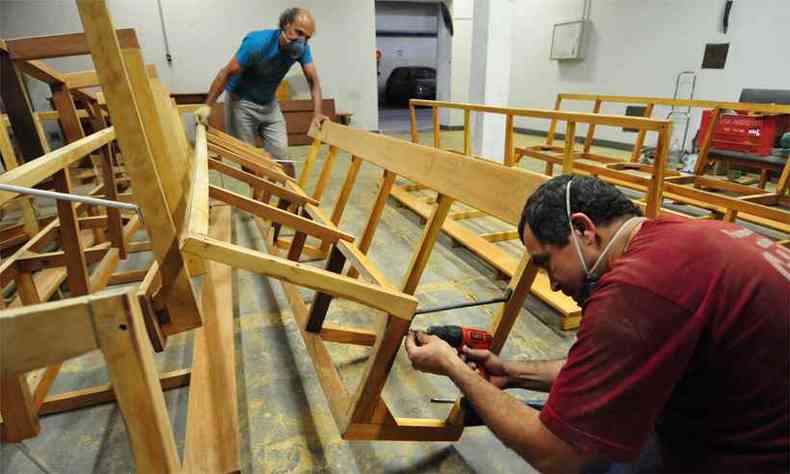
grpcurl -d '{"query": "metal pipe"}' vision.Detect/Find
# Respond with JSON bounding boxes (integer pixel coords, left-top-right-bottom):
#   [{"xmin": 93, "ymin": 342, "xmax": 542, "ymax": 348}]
[
  {"xmin": 0, "ymin": 183, "xmax": 141, "ymax": 218},
  {"xmin": 414, "ymin": 288, "xmax": 513, "ymax": 315}
]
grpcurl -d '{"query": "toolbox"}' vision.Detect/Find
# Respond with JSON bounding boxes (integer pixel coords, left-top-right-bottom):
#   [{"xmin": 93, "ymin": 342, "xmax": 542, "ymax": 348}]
[{"xmin": 698, "ymin": 110, "xmax": 790, "ymax": 156}]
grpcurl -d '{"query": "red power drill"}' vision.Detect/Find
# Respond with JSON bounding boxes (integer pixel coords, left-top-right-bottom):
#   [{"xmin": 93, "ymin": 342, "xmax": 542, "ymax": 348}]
[{"xmin": 425, "ymin": 325, "xmax": 493, "ymax": 380}]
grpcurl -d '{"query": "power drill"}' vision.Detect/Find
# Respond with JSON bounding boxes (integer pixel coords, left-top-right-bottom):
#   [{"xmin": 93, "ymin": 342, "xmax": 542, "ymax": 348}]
[{"xmin": 425, "ymin": 325, "xmax": 493, "ymax": 380}]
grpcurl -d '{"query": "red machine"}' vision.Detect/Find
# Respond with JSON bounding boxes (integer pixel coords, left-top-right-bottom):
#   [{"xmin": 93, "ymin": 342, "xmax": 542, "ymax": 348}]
[
  {"xmin": 426, "ymin": 325, "xmax": 493, "ymax": 380},
  {"xmin": 698, "ymin": 110, "xmax": 790, "ymax": 156}
]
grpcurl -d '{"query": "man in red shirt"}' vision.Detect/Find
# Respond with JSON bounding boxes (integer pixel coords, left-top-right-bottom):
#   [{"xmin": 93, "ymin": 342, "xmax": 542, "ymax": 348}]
[{"xmin": 406, "ymin": 175, "xmax": 789, "ymax": 473}]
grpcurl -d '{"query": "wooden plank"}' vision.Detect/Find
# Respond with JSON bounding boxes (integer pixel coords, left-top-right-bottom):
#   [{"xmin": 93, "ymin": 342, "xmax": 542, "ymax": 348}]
[
  {"xmin": 545, "ymin": 95, "xmax": 563, "ymax": 146},
  {"xmin": 0, "ymin": 50, "xmax": 47, "ymax": 162},
  {"xmin": 320, "ymin": 324, "xmax": 376, "ymax": 346},
  {"xmin": 504, "ymin": 113, "xmax": 514, "ymax": 166},
  {"xmin": 208, "ymin": 157, "xmax": 318, "ymax": 206},
  {"xmin": 463, "ymin": 109, "xmax": 471, "ymax": 155},
  {"xmin": 186, "ymin": 124, "xmax": 210, "ymax": 237},
  {"xmin": 432, "ymin": 106, "xmax": 440, "ymax": 149},
  {"xmin": 39, "ymin": 368, "xmax": 190, "ymax": 416},
  {"xmin": 208, "ymin": 185, "xmax": 354, "ymax": 242},
  {"xmin": 479, "ymin": 230, "xmax": 519, "ymax": 243},
  {"xmin": 312, "ymin": 145, "xmax": 338, "ymax": 201},
  {"xmin": 583, "ymin": 98, "xmax": 602, "ymax": 153},
  {"xmin": 311, "ymin": 122, "xmax": 548, "ymax": 226},
  {"xmin": 694, "ymin": 107, "xmax": 721, "ymax": 175},
  {"xmin": 562, "ymin": 121, "xmax": 576, "ymax": 175},
  {"xmin": 0, "ymin": 290, "xmax": 132, "ymax": 375},
  {"xmin": 558, "ymin": 92, "xmax": 790, "ymax": 115},
  {"xmin": 50, "ymin": 84, "xmax": 86, "ymax": 142},
  {"xmin": 0, "ymin": 374, "xmax": 40, "ymax": 442},
  {"xmin": 108, "ymin": 269, "xmax": 149, "ymax": 285},
  {"xmin": 182, "ymin": 234, "xmax": 417, "ymax": 320},
  {"xmin": 14, "ymin": 59, "xmax": 65, "ymax": 85},
  {"xmin": 5, "ymin": 28, "xmax": 139, "ymax": 60},
  {"xmin": 347, "ymin": 170, "xmax": 396, "ymax": 279},
  {"xmin": 449, "ymin": 209, "xmax": 486, "ymax": 220},
  {"xmin": 298, "ymin": 137, "xmax": 323, "ymax": 187},
  {"xmin": 0, "ymin": 128, "xmax": 115, "ymax": 205},
  {"xmin": 95, "ymin": 292, "xmax": 180, "ymax": 473},
  {"xmin": 630, "ymin": 103, "xmax": 655, "ymax": 162},
  {"xmin": 52, "ymin": 169, "xmax": 91, "ymax": 296},
  {"xmin": 323, "ymin": 155, "xmax": 363, "ymax": 251},
  {"xmin": 409, "ymin": 103, "xmax": 419, "ymax": 144},
  {"xmin": 305, "ymin": 246, "xmax": 348, "ymax": 333},
  {"xmin": 665, "ymin": 183, "xmax": 790, "ymax": 224},
  {"xmin": 209, "ymin": 141, "xmax": 293, "ymax": 184},
  {"xmin": 76, "ymin": 1, "xmax": 201, "ymax": 334},
  {"xmin": 183, "ymin": 205, "xmax": 240, "ymax": 474}
]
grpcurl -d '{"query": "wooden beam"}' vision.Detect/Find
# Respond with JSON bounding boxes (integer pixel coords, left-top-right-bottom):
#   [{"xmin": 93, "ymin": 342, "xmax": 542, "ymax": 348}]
[
  {"xmin": 0, "ymin": 289, "xmax": 132, "ymax": 375},
  {"xmin": 0, "ymin": 50, "xmax": 47, "ymax": 162},
  {"xmin": 208, "ymin": 157, "xmax": 318, "ymax": 205},
  {"xmin": 5, "ymin": 28, "xmax": 139, "ymax": 60},
  {"xmin": 14, "ymin": 59, "xmax": 66, "ymax": 85},
  {"xmin": 38, "ymin": 368, "xmax": 190, "ymax": 416},
  {"xmin": 0, "ymin": 128, "xmax": 115, "ymax": 205},
  {"xmin": 209, "ymin": 184, "xmax": 354, "ymax": 243},
  {"xmin": 182, "ymin": 234, "xmax": 417, "ymax": 320},
  {"xmin": 347, "ymin": 170, "xmax": 397, "ymax": 279},
  {"xmin": 95, "ymin": 291, "xmax": 180, "ymax": 473},
  {"xmin": 311, "ymin": 122, "xmax": 548, "ymax": 226},
  {"xmin": 183, "ymin": 205, "xmax": 240, "ymax": 474},
  {"xmin": 77, "ymin": 1, "xmax": 201, "ymax": 334},
  {"xmin": 311, "ymin": 146, "xmax": 338, "ymax": 200},
  {"xmin": 185, "ymin": 124, "xmax": 209, "ymax": 237}
]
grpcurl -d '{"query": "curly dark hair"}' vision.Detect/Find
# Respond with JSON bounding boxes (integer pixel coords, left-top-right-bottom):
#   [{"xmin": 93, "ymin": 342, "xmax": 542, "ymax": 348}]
[
  {"xmin": 518, "ymin": 175, "xmax": 642, "ymax": 247},
  {"xmin": 279, "ymin": 7, "xmax": 305, "ymax": 29}
]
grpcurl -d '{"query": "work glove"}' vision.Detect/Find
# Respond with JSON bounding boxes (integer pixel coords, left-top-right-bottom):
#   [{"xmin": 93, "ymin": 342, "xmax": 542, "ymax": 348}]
[{"xmin": 194, "ymin": 104, "xmax": 212, "ymax": 126}]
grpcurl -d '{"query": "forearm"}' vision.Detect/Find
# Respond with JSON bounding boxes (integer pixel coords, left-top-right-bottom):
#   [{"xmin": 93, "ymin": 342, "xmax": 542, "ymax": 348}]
[
  {"xmin": 503, "ymin": 358, "xmax": 566, "ymax": 392},
  {"xmin": 205, "ymin": 68, "xmax": 231, "ymax": 106},
  {"xmin": 308, "ymin": 78, "xmax": 323, "ymax": 115},
  {"xmin": 448, "ymin": 360, "xmax": 553, "ymax": 467}
]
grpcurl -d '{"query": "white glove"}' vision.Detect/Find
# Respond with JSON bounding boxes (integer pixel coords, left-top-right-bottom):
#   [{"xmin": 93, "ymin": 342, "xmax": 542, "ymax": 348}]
[{"xmin": 194, "ymin": 104, "xmax": 212, "ymax": 126}]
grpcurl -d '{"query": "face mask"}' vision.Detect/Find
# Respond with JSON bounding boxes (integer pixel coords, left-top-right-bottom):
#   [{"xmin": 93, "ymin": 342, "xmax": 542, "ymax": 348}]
[
  {"xmin": 283, "ymin": 35, "xmax": 306, "ymax": 60},
  {"xmin": 565, "ymin": 179, "xmax": 640, "ymax": 304}
]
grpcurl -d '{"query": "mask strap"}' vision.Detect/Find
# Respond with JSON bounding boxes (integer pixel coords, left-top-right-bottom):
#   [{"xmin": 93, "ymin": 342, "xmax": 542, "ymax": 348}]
[
  {"xmin": 566, "ymin": 179, "xmax": 590, "ymax": 275},
  {"xmin": 566, "ymin": 178, "xmax": 641, "ymax": 278}
]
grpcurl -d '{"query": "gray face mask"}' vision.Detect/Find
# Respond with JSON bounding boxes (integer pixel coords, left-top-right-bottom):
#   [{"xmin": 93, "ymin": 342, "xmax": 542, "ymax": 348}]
[
  {"xmin": 566, "ymin": 179, "xmax": 640, "ymax": 304},
  {"xmin": 283, "ymin": 36, "xmax": 306, "ymax": 60}
]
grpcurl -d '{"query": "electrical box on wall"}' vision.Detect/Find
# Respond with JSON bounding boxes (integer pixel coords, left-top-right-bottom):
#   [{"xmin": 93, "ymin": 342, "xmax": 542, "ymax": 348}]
[{"xmin": 550, "ymin": 20, "xmax": 587, "ymax": 60}]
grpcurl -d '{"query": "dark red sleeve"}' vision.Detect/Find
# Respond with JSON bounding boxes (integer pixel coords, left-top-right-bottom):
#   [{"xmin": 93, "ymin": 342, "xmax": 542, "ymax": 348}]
[{"xmin": 539, "ymin": 283, "xmax": 697, "ymax": 462}]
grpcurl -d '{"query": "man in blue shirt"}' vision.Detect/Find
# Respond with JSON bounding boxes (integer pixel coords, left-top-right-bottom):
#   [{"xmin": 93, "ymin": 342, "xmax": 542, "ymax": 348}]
[{"xmin": 196, "ymin": 7, "xmax": 327, "ymax": 177}]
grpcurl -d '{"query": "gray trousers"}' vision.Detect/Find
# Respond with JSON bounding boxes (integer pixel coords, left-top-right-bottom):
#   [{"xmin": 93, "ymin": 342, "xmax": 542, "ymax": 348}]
[{"xmin": 225, "ymin": 97, "xmax": 289, "ymax": 162}]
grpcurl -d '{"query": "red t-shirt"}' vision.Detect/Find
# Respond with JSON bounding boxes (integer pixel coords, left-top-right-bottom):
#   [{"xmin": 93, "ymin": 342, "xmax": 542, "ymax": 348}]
[{"xmin": 540, "ymin": 217, "xmax": 790, "ymax": 473}]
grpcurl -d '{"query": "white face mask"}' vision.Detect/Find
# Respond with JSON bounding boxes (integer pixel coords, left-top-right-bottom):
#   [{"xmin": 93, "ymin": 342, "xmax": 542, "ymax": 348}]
[{"xmin": 565, "ymin": 178, "xmax": 640, "ymax": 303}]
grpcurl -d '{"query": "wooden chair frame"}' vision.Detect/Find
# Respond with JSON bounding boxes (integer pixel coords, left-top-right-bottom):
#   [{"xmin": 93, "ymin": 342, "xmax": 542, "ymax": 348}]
[
  {"xmin": 517, "ymin": 93, "xmax": 790, "ymax": 234},
  {"xmin": 178, "ymin": 116, "xmax": 556, "ymax": 440},
  {"xmin": 404, "ymin": 99, "xmax": 674, "ymax": 329}
]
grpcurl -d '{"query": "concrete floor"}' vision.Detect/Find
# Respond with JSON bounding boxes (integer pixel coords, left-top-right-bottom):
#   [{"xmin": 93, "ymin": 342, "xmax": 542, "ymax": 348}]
[{"xmin": 3, "ymin": 128, "xmax": 786, "ymax": 473}]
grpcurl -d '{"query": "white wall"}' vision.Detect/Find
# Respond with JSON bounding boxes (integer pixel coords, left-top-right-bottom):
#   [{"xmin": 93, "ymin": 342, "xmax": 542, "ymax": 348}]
[
  {"xmin": 443, "ymin": 0, "xmax": 473, "ymax": 126},
  {"xmin": 509, "ymin": 0, "xmax": 790, "ymax": 146},
  {"xmin": 1, "ymin": 0, "xmax": 379, "ymax": 130}
]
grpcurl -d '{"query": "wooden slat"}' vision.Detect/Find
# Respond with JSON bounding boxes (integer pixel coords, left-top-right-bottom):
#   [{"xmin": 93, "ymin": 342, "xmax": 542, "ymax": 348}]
[
  {"xmin": 186, "ymin": 124, "xmax": 209, "ymax": 237},
  {"xmin": 182, "ymin": 234, "xmax": 417, "ymax": 320},
  {"xmin": 311, "ymin": 145, "xmax": 338, "ymax": 200},
  {"xmin": 208, "ymin": 185, "xmax": 354, "ymax": 243},
  {"xmin": 347, "ymin": 170, "xmax": 397, "ymax": 279},
  {"xmin": 5, "ymin": 28, "xmax": 139, "ymax": 60},
  {"xmin": 77, "ymin": 1, "xmax": 201, "ymax": 334},
  {"xmin": 95, "ymin": 292, "xmax": 180, "ymax": 473},
  {"xmin": 0, "ymin": 128, "xmax": 115, "ymax": 205},
  {"xmin": 0, "ymin": 50, "xmax": 48, "ymax": 162},
  {"xmin": 14, "ymin": 59, "xmax": 66, "ymax": 85},
  {"xmin": 183, "ymin": 205, "xmax": 240, "ymax": 474},
  {"xmin": 311, "ymin": 122, "xmax": 548, "ymax": 226},
  {"xmin": 208, "ymin": 157, "xmax": 318, "ymax": 205}
]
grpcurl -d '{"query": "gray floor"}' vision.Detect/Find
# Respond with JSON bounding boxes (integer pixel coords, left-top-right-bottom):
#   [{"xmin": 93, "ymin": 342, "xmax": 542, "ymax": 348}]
[{"xmin": 379, "ymin": 106, "xmax": 432, "ymax": 134}]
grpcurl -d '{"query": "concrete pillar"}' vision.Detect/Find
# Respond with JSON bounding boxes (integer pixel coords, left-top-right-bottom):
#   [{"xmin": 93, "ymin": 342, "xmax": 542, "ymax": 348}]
[{"xmin": 469, "ymin": 0, "xmax": 512, "ymax": 163}]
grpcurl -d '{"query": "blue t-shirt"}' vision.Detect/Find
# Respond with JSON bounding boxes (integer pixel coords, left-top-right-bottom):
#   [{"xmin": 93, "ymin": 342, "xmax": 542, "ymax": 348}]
[{"xmin": 226, "ymin": 29, "xmax": 313, "ymax": 105}]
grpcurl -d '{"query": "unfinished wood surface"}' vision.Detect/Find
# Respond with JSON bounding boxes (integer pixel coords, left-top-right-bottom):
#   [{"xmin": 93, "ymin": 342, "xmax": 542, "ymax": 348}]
[
  {"xmin": 311, "ymin": 145, "xmax": 338, "ymax": 201},
  {"xmin": 50, "ymin": 84, "xmax": 86, "ymax": 142},
  {"xmin": 209, "ymin": 141, "xmax": 293, "ymax": 184},
  {"xmin": 0, "ymin": 127, "xmax": 115, "ymax": 205},
  {"xmin": 4, "ymin": 28, "xmax": 139, "ymax": 60},
  {"xmin": 77, "ymin": 1, "xmax": 201, "ymax": 334},
  {"xmin": 208, "ymin": 157, "xmax": 318, "ymax": 206},
  {"xmin": 311, "ymin": 122, "xmax": 548, "ymax": 226},
  {"xmin": 0, "ymin": 50, "xmax": 48, "ymax": 162},
  {"xmin": 630, "ymin": 103, "xmax": 655, "ymax": 162},
  {"xmin": 183, "ymin": 205, "xmax": 240, "ymax": 474},
  {"xmin": 182, "ymin": 234, "xmax": 417, "ymax": 320},
  {"xmin": 186, "ymin": 124, "xmax": 210, "ymax": 237},
  {"xmin": 209, "ymin": 184, "xmax": 354, "ymax": 243},
  {"xmin": 95, "ymin": 292, "xmax": 180, "ymax": 473},
  {"xmin": 52, "ymin": 169, "xmax": 91, "ymax": 296},
  {"xmin": 347, "ymin": 170, "xmax": 397, "ymax": 279},
  {"xmin": 562, "ymin": 121, "xmax": 577, "ymax": 175},
  {"xmin": 299, "ymin": 137, "xmax": 324, "ymax": 187}
]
